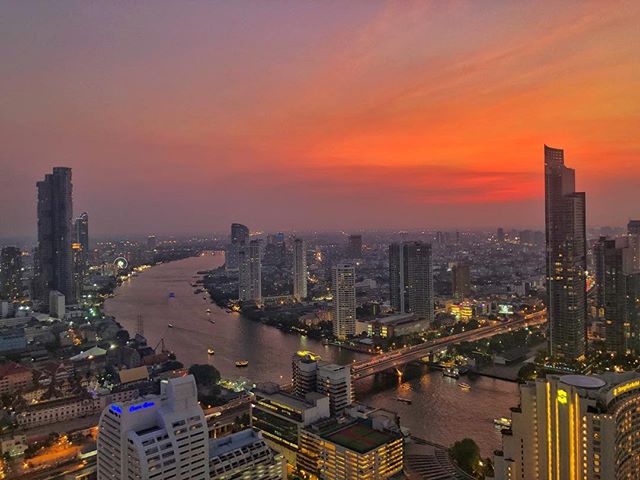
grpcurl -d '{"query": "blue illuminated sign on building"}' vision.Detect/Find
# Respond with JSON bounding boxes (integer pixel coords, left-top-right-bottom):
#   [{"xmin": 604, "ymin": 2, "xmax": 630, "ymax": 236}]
[
  {"xmin": 110, "ymin": 404, "xmax": 122, "ymax": 414},
  {"xmin": 129, "ymin": 401, "xmax": 155, "ymax": 412}
]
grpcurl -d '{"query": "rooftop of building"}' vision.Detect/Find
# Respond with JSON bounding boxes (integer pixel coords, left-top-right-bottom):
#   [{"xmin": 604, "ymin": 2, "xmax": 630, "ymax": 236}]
[
  {"xmin": 315, "ymin": 419, "xmax": 400, "ymax": 454},
  {"xmin": 0, "ymin": 361, "xmax": 31, "ymax": 378},
  {"xmin": 366, "ymin": 313, "xmax": 419, "ymax": 326},
  {"xmin": 209, "ymin": 429, "xmax": 264, "ymax": 458},
  {"xmin": 255, "ymin": 383, "xmax": 326, "ymax": 411}
]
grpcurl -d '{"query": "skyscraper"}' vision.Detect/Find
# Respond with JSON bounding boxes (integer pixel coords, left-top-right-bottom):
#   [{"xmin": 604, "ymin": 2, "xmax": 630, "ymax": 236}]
[
  {"xmin": 544, "ymin": 146, "xmax": 587, "ymax": 362},
  {"xmin": 628, "ymin": 220, "xmax": 640, "ymax": 272},
  {"xmin": 347, "ymin": 234, "xmax": 362, "ymax": 259},
  {"xmin": 96, "ymin": 375, "xmax": 209, "ymax": 480},
  {"xmin": 599, "ymin": 238, "xmax": 634, "ymax": 355},
  {"xmin": 35, "ymin": 167, "xmax": 75, "ymax": 305},
  {"xmin": 316, "ymin": 363, "xmax": 353, "ymax": 416},
  {"xmin": 451, "ymin": 262, "xmax": 471, "ymax": 299},
  {"xmin": 231, "ymin": 223, "xmax": 250, "ymax": 244},
  {"xmin": 593, "ymin": 236, "xmax": 607, "ymax": 312},
  {"xmin": 239, "ymin": 239, "xmax": 261, "ymax": 303},
  {"xmin": 0, "ymin": 247, "xmax": 22, "ymax": 300},
  {"xmin": 292, "ymin": 238, "xmax": 307, "ymax": 301},
  {"xmin": 389, "ymin": 242, "xmax": 434, "ymax": 322},
  {"xmin": 146, "ymin": 235, "xmax": 157, "ymax": 251},
  {"xmin": 332, "ymin": 263, "xmax": 356, "ymax": 339},
  {"xmin": 226, "ymin": 223, "xmax": 249, "ymax": 271},
  {"xmin": 73, "ymin": 212, "xmax": 89, "ymax": 297},
  {"xmin": 494, "ymin": 373, "xmax": 640, "ymax": 480}
]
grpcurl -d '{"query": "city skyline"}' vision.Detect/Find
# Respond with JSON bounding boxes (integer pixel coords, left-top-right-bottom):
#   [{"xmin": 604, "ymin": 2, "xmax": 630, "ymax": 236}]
[{"xmin": 2, "ymin": 1, "xmax": 640, "ymax": 236}]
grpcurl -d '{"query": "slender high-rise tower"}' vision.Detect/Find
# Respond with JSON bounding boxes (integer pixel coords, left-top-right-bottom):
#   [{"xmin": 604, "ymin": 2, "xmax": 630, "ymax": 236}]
[
  {"xmin": 292, "ymin": 238, "xmax": 307, "ymax": 301},
  {"xmin": 544, "ymin": 146, "xmax": 587, "ymax": 361},
  {"xmin": 35, "ymin": 167, "xmax": 75, "ymax": 305},
  {"xmin": 239, "ymin": 239, "xmax": 261, "ymax": 303},
  {"xmin": 332, "ymin": 263, "xmax": 356, "ymax": 339},
  {"xmin": 73, "ymin": 212, "xmax": 89, "ymax": 297},
  {"xmin": 389, "ymin": 242, "xmax": 434, "ymax": 322},
  {"xmin": 226, "ymin": 223, "xmax": 250, "ymax": 271}
]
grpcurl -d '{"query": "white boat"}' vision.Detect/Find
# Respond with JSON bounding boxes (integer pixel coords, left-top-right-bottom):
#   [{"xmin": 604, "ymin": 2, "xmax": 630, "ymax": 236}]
[
  {"xmin": 494, "ymin": 417, "xmax": 511, "ymax": 428},
  {"xmin": 235, "ymin": 360, "xmax": 249, "ymax": 368},
  {"xmin": 458, "ymin": 382, "xmax": 471, "ymax": 390},
  {"xmin": 207, "ymin": 348, "xmax": 215, "ymax": 355},
  {"xmin": 168, "ymin": 324, "xmax": 174, "ymax": 328}
]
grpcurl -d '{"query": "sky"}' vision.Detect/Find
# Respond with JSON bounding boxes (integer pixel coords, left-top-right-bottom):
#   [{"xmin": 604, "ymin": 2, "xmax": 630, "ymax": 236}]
[{"xmin": 1, "ymin": 1, "xmax": 639, "ymax": 237}]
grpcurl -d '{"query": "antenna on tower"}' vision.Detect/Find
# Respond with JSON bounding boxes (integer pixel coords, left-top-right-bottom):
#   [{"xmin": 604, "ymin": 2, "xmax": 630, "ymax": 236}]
[{"xmin": 136, "ymin": 314, "xmax": 144, "ymax": 337}]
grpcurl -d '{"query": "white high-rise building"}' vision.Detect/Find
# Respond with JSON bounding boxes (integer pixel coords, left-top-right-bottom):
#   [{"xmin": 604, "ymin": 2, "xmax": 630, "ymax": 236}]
[
  {"xmin": 317, "ymin": 363, "xmax": 353, "ymax": 416},
  {"xmin": 494, "ymin": 372, "xmax": 640, "ymax": 480},
  {"xmin": 292, "ymin": 238, "xmax": 307, "ymax": 301},
  {"xmin": 332, "ymin": 263, "xmax": 356, "ymax": 339},
  {"xmin": 97, "ymin": 375, "xmax": 209, "ymax": 480},
  {"xmin": 48, "ymin": 290, "xmax": 65, "ymax": 319},
  {"xmin": 239, "ymin": 240, "xmax": 261, "ymax": 303}
]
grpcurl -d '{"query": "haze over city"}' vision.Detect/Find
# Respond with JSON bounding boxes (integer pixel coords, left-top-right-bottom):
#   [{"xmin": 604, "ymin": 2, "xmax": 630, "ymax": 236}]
[{"xmin": 2, "ymin": 0, "xmax": 639, "ymax": 237}]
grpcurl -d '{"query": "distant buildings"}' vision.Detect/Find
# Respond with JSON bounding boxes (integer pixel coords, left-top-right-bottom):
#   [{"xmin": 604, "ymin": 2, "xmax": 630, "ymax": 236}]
[
  {"xmin": 0, "ymin": 361, "xmax": 32, "ymax": 395},
  {"xmin": 209, "ymin": 429, "xmax": 285, "ymax": 480},
  {"xmin": 226, "ymin": 223, "xmax": 249, "ymax": 271},
  {"xmin": 292, "ymin": 238, "xmax": 307, "ymax": 301},
  {"xmin": 146, "ymin": 235, "xmax": 157, "ymax": 251},
  {"xmin": 347, "ymin": 234, "xmax": 362, "ymax": 259},
  {"xmin": 332, "ymin": 263, "xmax": 356, "ymax": 339},
  {"xmin": 494, "ymin": 373, "xmax": 640, "ymax": 480},
  {"xmin": 544, "ymin": 145, "xmax": 587, "ymax": 362},
  {"xmin": 0, "ymin": 246, "xmax": 22, "ymax": 300},
  {"xmin": 451, "ymin": 262, "xmax": 471, "ymax": 299},
  {"xmin": 388, "ymin": 242, "xmax": 434, "ymax": 322},
  {"xmin": 239, "ymin": 240, "xmax": 262, "ymax": 303},
  {"xmin": 35, "ymin": 167, "xmax": 76, "ymax": 306},
  {"xmin": 97, "ymin": 375, "xmax": 209, "ymax": 480}
]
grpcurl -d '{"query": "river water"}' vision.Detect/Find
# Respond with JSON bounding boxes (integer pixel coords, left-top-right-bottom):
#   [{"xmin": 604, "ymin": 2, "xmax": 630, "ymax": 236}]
[{"xmin": 103, "ymin": 253, "xmax": 518, "ymax": 455}]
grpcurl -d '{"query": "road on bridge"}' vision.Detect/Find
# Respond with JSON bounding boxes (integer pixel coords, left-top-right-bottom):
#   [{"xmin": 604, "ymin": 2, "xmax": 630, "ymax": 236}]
[{"xmin": 351, "ymin": 312, "xmax": 546, "ymax": 379}]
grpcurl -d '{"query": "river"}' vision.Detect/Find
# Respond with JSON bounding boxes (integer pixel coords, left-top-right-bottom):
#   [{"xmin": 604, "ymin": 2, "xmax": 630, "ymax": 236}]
[{"xmin": 103, "ymin": 253, "xmax": 518, "ymax": 455}]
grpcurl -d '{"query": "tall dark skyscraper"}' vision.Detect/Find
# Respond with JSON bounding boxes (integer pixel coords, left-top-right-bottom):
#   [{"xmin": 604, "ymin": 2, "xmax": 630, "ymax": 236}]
[
  {"xmin": 544, "ymin": 145, "xmax": 587, "ymax": 361},
  {"xmin": 0, "ymin": 246, "xmax": 23, "ymax": 300},
  {"xmin": 628, "ymin": 220, "xmax": 640, "ymax": 272},
  {"xmin": 389, "ymin": 242, "xmax": 434, "ymax": 322},
  {"xmin": 231, "ymin": 223, "xmax": 250, "ymax": 244},
  {"xmin": 451, "ymin": 262, "xmax": 471, "ymax": 299},
  {"xmin": 226, "ymin": 223, "xmax": 250, "ymax": 271},
  {"xmin": 35, "ymin": 167, "xmax": 75, "ymax": 306},
  {"xmin": 599, "ymin": 238, "xmax": 633, "ymax": 355},
  {"xmin": 73, "ymin": 212, "xmax": 89, "ymax": 297},
  {"xmin": 347, "ymin": 234, "xmax": 363, "ymax": 259},
  {"xmin": 594, "ymin": 236, "xmax": 607, "ymax": 311}
]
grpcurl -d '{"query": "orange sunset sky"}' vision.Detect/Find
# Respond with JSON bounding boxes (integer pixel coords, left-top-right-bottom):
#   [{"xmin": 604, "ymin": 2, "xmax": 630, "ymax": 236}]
[{"xmin": 1, "ymin": 1, "xmax": 639, "ymax": 236}]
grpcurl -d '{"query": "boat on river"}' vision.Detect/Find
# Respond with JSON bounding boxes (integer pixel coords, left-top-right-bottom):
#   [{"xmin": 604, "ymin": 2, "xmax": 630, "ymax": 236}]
[
  {"xmin": 443, "ymin": 367, "xmax": 459, "ymax": 379},
  {"xmin": 494, "ymin": 417, "xmax": 511, "ymax": 429},
  {"xmin": 207, "ymin": 348, "xmax": 215, "ymax": 355},
  {"xmin": 396, "ymin": 397, "xmax": 412, "ymax": 404},
  {"xmin": 458, "ymin": 382, "xmax": 471, "ymax": 390},
  {"xmin": 168, "ymin": 324, "xmax": 174, "ymax": 328},
  {"xmin": 235, "ymin": 360, "xmax": 249, "ymax": 368}
]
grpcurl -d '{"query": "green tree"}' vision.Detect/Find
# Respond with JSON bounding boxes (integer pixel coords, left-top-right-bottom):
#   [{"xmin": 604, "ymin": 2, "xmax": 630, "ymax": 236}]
[
  {"xmin": 188, "ymin": 364, "xmax": 221, "ymax": 387},
  {"xmin": 450, "ymin": 438, "xmax": 485, "ymax": 478},
  {"xmin": 517, "ymin": 363, "xmax": 537, "ymax": 382}
]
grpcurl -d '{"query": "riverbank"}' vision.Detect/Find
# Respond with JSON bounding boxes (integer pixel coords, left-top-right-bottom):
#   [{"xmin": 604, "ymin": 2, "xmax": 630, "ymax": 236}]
[{"xmin": 103, "ymin": 254, "xmax": 519, "ymax": 455}]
